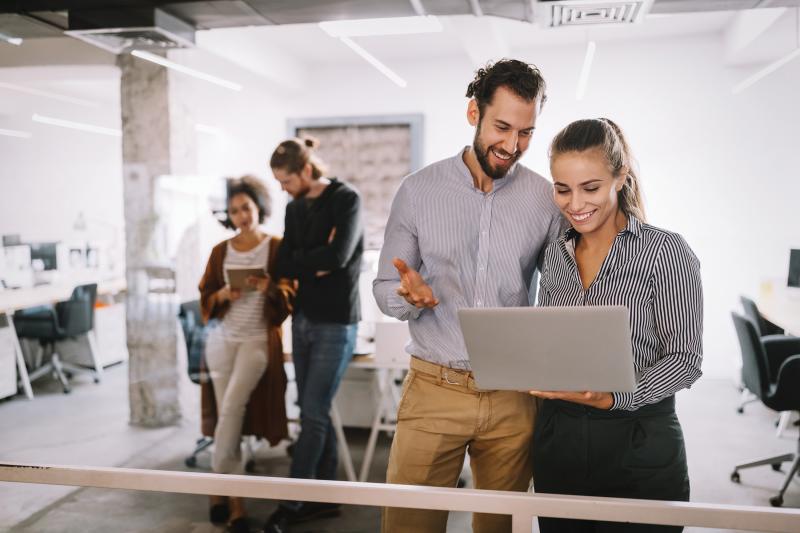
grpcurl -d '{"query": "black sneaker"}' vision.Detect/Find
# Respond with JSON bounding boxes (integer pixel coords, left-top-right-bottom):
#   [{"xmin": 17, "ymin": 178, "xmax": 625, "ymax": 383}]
[
  {"xmin": 263, "ymin": 503, "xmax": 342, "ymax": 532},
  {"xmin": 293, "ymin": 502, "xmax": 342, "ymax": 523}
]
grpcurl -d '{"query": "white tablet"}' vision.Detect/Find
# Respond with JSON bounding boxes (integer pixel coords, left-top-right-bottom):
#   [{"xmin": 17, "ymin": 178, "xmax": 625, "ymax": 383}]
[{"xmin": 458, "ymin": 306, "xmax": 637, "ymax": 392}]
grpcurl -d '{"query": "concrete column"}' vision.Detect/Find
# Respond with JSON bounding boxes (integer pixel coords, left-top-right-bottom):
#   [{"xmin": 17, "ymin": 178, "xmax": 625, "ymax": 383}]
[{"xmin": 118, "ymin": 52, "xmax": 196, "ymax": 427}]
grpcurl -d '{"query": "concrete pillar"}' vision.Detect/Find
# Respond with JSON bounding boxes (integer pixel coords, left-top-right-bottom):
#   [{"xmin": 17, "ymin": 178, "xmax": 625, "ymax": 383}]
[{"xmin": 118, "ymin": 52, "xmax": 196, "ymax": 427}]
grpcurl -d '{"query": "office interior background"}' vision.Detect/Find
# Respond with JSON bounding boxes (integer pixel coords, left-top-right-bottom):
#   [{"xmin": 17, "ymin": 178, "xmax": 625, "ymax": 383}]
[{"xmin": 1, "ymin": 0, "xmax": 800, "ymax": 532}]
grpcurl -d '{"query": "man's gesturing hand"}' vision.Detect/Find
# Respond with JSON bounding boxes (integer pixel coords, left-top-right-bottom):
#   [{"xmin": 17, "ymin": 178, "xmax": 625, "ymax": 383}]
[{"xmin": 393, "ymin": 257, "xmax": 439, "ymax": 309}]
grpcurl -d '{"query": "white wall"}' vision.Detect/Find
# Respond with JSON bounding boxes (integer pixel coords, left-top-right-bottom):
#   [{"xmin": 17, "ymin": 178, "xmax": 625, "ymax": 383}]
[{"xmin": 282, "ymin": 32, "xmax": 800, "ymax": 380}]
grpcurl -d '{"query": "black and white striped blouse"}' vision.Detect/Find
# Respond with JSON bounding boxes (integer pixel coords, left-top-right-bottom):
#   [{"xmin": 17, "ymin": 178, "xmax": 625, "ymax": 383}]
[{"xmin": 538, "ymin": 216, "xmax": 703, "ymax": 411}]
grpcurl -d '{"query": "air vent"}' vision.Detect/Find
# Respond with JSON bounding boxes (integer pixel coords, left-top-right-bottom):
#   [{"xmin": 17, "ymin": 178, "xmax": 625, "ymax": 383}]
[
  {"xmin": 64, "ymin": 8, "xmax": 194, "ymax": 55},
  {"xmin": 536, "ymin": 0, "xmax": 653, "ymax": 28}
]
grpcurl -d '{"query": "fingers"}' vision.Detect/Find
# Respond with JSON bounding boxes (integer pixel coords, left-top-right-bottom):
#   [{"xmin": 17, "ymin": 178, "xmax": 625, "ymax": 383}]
[
  {"xmin": 392, "ymin": 257, "xmax": 409, "ymax": 275},
  {"xmin": 395, "ymin": 287, "xmax": 438, "ymax": 308}
]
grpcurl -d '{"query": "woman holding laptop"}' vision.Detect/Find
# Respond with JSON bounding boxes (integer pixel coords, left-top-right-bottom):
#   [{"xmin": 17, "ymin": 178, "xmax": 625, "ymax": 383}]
[
  {"xmin": 530, "ymin": 118, "xmax": 703, "ymax": 532},
  {"xmin": 198, "ymin": 175, "xmax": 295, "ymax": 532}
]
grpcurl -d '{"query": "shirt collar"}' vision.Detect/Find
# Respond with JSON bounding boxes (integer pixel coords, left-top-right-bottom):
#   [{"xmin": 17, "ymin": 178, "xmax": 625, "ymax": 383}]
[{"xmin": 563, "ymin": 214, "xmax": 642, "ymax": 242}]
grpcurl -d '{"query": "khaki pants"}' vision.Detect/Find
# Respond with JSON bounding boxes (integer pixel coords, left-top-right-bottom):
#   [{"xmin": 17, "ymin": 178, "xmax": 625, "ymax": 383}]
[{"xmin": 382, "ymin": 357, "xmax": 536, "ymax": 533}]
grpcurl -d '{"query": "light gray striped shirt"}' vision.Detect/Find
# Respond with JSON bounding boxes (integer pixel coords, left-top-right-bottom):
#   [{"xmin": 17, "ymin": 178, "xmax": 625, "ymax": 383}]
[{"xmin": 373, "ymin": 148, "xmax": 563, "ymax": 369}]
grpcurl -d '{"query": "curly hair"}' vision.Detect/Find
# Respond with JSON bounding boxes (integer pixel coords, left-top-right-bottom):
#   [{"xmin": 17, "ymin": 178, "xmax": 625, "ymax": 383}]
[
  {"xmin": 465, "ymin": 59, "xmax": 547, "ymax": 118},
  {"xmin": 220, "ymin": 175, "xmax": 272, "ymax": 230}
]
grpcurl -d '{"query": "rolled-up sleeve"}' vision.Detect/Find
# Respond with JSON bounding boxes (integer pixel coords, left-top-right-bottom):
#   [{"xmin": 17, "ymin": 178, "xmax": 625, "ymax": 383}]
[
  {"xmin": 612, "ymin": 234, "xmax": 703, "ymax": 411},
  {"xmin": 373, "ymin": 180, "xmax": 423, "ymax": 321}
]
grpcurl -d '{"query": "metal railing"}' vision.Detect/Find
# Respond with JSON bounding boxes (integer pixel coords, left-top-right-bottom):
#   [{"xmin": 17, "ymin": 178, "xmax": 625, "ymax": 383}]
[{"xmin": 1, "ymin": 462, "xmax": 799, "ymax": 532}]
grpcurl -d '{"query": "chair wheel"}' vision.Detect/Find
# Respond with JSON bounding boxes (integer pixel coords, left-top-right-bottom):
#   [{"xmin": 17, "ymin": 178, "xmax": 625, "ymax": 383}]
[
  {"xmin": 771, "ymin": 463, "xmax": 782, "ymax": 472},
  {"xmin": 93, "ymin": 378, "xmax": 100, "ymax": 384},
  {"xmin": 185, "ymin": 456, "xmax": 197, "ymax": 468},
  {"xmin": 769, "ymin": 495, "xmax": 783, "ymax": 507},
  {"xmin": 62, "ymin": 387, "xmax": 71, "ymax": 394},
  {"xmin": 736, "ymin": 407, "xmax": 744, "ymax": 414},
  {"xmin": 730, "ymin": 471, "xmax": 740, "ymax": 483},
  {"xmin": 245, "ymin": 460, "xmax": 256, "ymax": 473}
]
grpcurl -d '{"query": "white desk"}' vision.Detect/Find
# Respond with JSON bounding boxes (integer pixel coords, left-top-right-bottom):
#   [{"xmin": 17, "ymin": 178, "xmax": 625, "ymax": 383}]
[
  {"xmin": 0, "ymin": 277, "xmax": 126, "ymax": 399},
  {"xmin": 757, "ymin": 285, "xmax": 800, "ymax": 336}
]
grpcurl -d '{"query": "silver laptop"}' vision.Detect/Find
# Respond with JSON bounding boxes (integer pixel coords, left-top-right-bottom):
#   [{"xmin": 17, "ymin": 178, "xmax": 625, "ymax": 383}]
[{"xmin": 458, "ymin": 306, "xmax": 636, "ymax": 392}]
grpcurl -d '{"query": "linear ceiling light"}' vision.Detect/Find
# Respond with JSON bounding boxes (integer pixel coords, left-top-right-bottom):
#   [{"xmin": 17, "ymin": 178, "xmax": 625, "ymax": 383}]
[
  {"xmin": 32, "ymin": 113, "xmax": 121, "ymax": 137},
  {"xmin": 0, "ymin": 81, "xmax": 98, "ymax": 107},
  {"xmin": 0, "ymin": 127, "xmax": 32, "ymax": 139},
  {"xmin": 131, "ymin": 50, "xmax": 243, "ymax": 92},
  {"xmin": 319, "ymin": 15, "xmax": 442, "ymax": 37},
  {"xmin": 0, "ymin": 32, "xmax": 23, "ymax": 46},
  {"xmin": 733, "ymin": 8, "xmax": 800, "ymax": 94},
  {"xmin": 338, "ymin": 36, "xmax": 407, "ymax": 88},
  {"xmin": 576, "ymin": 41, "xmax": 597, "ymax": 101},
  {"xmin": 195, "ymin": 123, "xmax": 224, "ymax": 136},
  {"xmin": 732, "ymin": 47, "xmax": 800, "ymax": 94}
]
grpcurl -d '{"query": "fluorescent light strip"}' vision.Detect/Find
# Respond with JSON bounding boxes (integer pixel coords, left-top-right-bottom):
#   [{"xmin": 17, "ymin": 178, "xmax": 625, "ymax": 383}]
[
  {"xmin": 732, "ymin": 47, "xmax": 800, "ymax": 94},
  {"xmin": 32, "ymin": 113, "xmax": 121, "ymax": 137},
  {"xmin": 0, "ymin": 81, "xmax": 98, "ymax": 108},
  {"xmin": 319, "ymin": 16, "xmax": 442, "ymax": 37},
  {"xmin": 339, "ymin": 37, "xmax": 407, "ymax": 88},
  {"xmin": 131, "ymin": 50, "xmax": 243, "ymax": 92},
  {"xmin": 0, "ymin": 127, "xmax": 32, "ymax": 139},
  {"xmin": 195, "ymin": 123, "xmax": 224, "ymax": 136},
  {"xmin": 0, "ymin": 32, "xmax": 22, "ymax": 46},
  {"xmin": 576, "ymin": 41, "xmax": 597, "ymax": 101}
]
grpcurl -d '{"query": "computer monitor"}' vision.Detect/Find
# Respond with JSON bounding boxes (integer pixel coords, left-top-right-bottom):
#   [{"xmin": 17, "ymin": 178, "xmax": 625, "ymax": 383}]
[
  {"xmin": 28, "ymin": 242, "xmax": 59, "ymax": 271},
  {"xmin": 788, "ymin": 249, "xmax": 800, "ymax": 288}
]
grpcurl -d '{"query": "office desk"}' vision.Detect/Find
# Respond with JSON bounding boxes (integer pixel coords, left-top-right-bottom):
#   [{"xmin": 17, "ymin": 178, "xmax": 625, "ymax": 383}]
[
  {"xmin": 0, "ymin": 277, "xmax": 126, "ymax": 400},
  {"xmin": 757, "ymin": 285, "xmax": 800, "ymax": 336}
]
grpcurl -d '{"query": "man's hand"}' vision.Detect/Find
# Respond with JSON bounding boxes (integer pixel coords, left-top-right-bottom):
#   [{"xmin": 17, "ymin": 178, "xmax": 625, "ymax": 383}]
[
  {"xmin": 393, "ymin": 257, "xmax": 438, "ymax": 308},
  {"xmin": 315, "ymin": 227, "xmax": 338, "ymax": 278},
  {"xmin": 528, "ymin": 390, "xmax": 613, "ymax": 410}
]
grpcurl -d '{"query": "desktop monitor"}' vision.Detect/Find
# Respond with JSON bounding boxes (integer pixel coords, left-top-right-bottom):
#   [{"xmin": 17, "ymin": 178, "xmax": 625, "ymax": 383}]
[
  {"xmin": 788, "ymin": 249, "xmax": 800, "ymax": 288},
  {"xmin": 28, "ymin": 242, "xmax": 59, "ymax": 271}
]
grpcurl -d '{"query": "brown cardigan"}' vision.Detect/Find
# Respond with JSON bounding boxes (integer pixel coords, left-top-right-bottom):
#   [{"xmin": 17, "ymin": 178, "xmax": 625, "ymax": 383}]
[{"xmin": 198, "ymin": 236, "xmax": 295, "ymax": 446}]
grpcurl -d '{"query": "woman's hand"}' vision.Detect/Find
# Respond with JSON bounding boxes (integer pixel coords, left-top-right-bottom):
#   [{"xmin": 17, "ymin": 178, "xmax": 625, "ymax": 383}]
[
  {"xmin": 217, "ymin": 285, "xmax": 241, "ymax": 302},
  {"xmin": 247, "ymin": 274, "xmax": 271, "ymax": 294},
  {"xmin": 529, "ymin": 390, "xmax": 614, "ymax": 410}
]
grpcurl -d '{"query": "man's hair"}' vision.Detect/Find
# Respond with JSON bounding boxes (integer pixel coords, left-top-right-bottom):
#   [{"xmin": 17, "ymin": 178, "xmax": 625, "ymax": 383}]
[
  {"xmin": 465, "ymin": 59, "xmax": 547, "ymax": 117},
  {"xmin": 221, "ymin": 175, "xmax": 271, "ymax": 230}
]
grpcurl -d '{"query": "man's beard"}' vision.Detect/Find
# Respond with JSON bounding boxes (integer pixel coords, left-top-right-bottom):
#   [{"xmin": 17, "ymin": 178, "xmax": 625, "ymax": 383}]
[
  {"xmin": 292, "ymin": 182, "xmax": 312, "ymax": 199},
  {"xmin": 473, "ymin": 124, "xmax": 521, "ymax": 181}
]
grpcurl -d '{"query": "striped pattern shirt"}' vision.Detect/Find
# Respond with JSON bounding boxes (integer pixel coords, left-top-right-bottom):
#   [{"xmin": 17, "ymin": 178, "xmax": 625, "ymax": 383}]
[
  {"xmin": 373, "ymin": 148, "xmax": 564, "ymax": 369},
  {"xmin": 538, "ymin": 216, "xmax": 703, "ymax": 411},
  {"xmin": 221, "ymin": 238, "xmax": 269, "ymax": 341}
]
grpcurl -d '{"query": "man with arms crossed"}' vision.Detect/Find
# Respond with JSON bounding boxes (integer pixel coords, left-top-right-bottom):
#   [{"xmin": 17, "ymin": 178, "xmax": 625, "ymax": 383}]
[{"xmin": 373, "ymin": 59, "xmax": 563, "ymax": 533}]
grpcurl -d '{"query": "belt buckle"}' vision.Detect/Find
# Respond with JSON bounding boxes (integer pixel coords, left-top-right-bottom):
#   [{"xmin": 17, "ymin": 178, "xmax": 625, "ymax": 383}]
[{"xmin": 443, "ymin": 370, "xmax": 461, "ymax": 385}]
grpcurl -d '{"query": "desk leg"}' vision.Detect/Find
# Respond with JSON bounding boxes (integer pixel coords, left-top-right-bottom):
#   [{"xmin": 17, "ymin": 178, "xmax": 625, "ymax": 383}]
[
  {"xmin": 359, "ymin": 369, "xmax": 394, "ymax": 482},
  {"xmin": 6, "ymin": 314, "xmax": 33, "ymax": 400},
  {"xmin": 330, "ymin": 402, "xmax": 357, "ymax": 482}
]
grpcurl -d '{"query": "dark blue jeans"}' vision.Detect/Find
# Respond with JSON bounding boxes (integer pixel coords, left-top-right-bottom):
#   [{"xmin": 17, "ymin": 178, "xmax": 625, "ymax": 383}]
[{"xmin": 284, "ymin": 311, "xmax": 357, "ymax": 507}]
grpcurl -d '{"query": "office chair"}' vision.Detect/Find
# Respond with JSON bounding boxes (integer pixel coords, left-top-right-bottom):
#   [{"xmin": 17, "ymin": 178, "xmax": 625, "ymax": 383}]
[
  {"xmin": 14, "ymin": 283, "xmax": 101, "ymax": 394},
  {"xmin": 737, "ymin": 296, "xmax": 800, "ymax": 435},
  {"xmin": 730, "ymin": 312, "xmax": 800, "ymax": 507}
]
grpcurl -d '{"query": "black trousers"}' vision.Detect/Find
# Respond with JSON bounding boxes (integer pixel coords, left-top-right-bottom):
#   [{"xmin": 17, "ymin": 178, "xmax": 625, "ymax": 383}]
[{"xmin": 533, "ymin": 396, "xmax": 690, "ymax": 533}]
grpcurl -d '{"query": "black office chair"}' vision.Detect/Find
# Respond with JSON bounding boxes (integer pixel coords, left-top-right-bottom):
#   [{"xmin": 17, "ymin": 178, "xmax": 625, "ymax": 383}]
[
  {"xmin": 730, "ymin": 312, "xmax": 800, "ymax": 507},
  {"xmin": 736, "ymin": 296, "xmax": 799, "ymax": 414},
  {"xmin": 14, "ymin": 283, "xmax": 100, "ymax": 394}
]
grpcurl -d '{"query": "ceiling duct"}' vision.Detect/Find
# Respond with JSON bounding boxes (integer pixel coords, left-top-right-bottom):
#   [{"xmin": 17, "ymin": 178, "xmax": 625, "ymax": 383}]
[
  {"xmin": 64, "ymin": 8, "xmax": 194, "ymax": 55},
  {"xmin": 535, "ymin": 0, "xmax": 654, "ymax": 27}
]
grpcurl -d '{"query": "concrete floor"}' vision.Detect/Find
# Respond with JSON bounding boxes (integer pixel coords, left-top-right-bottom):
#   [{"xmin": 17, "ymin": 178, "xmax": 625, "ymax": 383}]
[{"xmin": 0, "ymin": 363, "xmax": 798, "ymax": 533}]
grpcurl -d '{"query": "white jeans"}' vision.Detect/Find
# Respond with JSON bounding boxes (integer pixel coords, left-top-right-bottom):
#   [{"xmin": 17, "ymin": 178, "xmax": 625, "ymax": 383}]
[{"xmin": 205, "ymin": 328, "xmax": 268, "ymax": 474}]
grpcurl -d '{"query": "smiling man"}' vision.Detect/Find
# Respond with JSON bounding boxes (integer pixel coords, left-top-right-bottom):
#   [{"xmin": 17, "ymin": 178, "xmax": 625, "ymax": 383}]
[{"xmin": 373, "ymin": 60, "xmax": 564, "ymax": 533}]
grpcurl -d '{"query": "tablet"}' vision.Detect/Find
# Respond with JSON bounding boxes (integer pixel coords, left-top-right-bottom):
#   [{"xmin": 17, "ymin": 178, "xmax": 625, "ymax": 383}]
[
  {"xmin": 458, "ymin": 306, "xmax": 636, "ymax": 392},
  {"xmin": 226, "ymin": 267, "xmax": 266, "ymax": 291}
]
